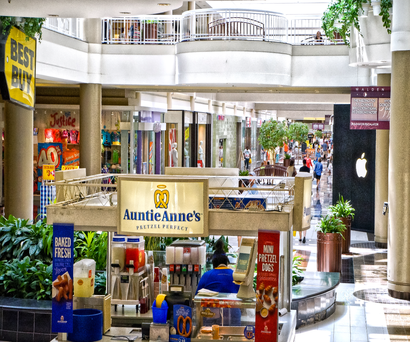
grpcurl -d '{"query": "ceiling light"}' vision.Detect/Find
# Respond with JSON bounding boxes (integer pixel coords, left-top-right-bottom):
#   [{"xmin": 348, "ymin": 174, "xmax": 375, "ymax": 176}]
[
  {"xmin": 48, "ymin": 14, "xmax": 59, "ymax": 17},
  {"xmin": 120, "ymin": 11, "xmax": 131, "ymax": 14},
  {"xmin": 158, "ymin": 3, "xmax": 171, "ymax": 6}
]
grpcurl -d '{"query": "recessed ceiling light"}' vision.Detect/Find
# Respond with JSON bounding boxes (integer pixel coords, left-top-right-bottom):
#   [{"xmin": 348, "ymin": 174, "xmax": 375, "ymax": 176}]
[
  {"xmin": 120, "ymin": 11, "xmax": 131, "ymax": 14},
  {"xmin": 48, "ymin": 14, "xmax": 59, "ymax": 17},
  {"xmin": 158, "ymin": 3, "xmax": 171, "ymax": 6}
]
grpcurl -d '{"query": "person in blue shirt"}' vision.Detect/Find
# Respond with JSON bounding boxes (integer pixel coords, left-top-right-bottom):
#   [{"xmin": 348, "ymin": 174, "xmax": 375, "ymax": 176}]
[
  {"xmin": 196, "ymin": 240, "xmax": 241, "ymax": 326},
  {"xmin": 313, "ymin": 157, "xmax": 323, "ymax": 190},
  {"xmin": 196, "ymin": 240, "xmax": 239, "ymax": 294}
]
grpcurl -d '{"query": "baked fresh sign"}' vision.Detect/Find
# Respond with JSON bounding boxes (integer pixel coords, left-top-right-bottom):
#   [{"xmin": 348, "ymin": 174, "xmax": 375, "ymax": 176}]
[{"xmin": 118, "ymin": 177, "xmax": 208, "ymax": 237}]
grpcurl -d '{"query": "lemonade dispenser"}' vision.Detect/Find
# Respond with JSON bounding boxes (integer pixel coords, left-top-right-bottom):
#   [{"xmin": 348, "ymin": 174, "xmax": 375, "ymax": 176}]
[{"xmin": 74, "ymin": 259, "xmax": 96, "ymax": 297}]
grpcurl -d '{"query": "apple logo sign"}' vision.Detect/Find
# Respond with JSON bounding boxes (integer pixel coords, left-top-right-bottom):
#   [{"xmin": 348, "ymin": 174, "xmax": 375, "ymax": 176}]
[{"xmin": 356, "ymin": 153, "xmax": 367, "ymax": 178}]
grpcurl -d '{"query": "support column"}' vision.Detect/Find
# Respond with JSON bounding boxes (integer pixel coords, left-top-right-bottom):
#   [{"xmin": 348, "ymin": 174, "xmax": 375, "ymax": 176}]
[
  {"xmin": 188, "ymin": 1, "xmax": 195, "ymax": 10},
  {"xmin": 190, "ymin": 96, "xmax": 195, "ymax": 111},
  {"xmin": 4, "ymin": 102, "xmax": 33, "ymax": 219},
  {"xmin": 208, "ymin": 100, "xmax": 212, "ymax": 113},
  {"xmin": 374, "ymin": 73, "xmax": 391, "ymax": 248},
  {"xmin": 167, "ymin": 93, "xmax": 173, "ymax": 110},
  {"xmin": 388, "ymin": 0, "xmax": 410, "ymax": 299},
  {"xmin": 80, "ymin": 84, "xmax": 102, "ymax": 176}
]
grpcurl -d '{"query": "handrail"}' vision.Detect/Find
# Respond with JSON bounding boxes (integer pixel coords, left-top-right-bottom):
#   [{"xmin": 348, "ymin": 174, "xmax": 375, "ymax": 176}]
[{"xmin": 99, "ymin": 11, "xmax": 345, "ymax": 46}]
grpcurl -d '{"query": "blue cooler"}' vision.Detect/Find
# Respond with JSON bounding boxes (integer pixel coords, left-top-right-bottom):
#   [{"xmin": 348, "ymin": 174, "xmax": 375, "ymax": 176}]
[
  {"xmin": 152, "ymin": 300, "xmax": 168, "ymax": 324},
  {"xmin": 67, "ymin": 309, "xmax": 103, "ymax": 342}
]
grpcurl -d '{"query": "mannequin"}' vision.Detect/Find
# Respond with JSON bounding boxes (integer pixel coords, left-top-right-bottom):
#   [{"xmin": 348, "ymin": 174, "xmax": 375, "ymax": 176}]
[
  {"xmin": 198, "ymin": 141, "xmax": 204, "ymax": 161},
  {"xmin": 184, "ymin": 141, "xmax": 190, "ymax": 166},
  {"xmin": 171, "ymin": 143, "xmax": 178, "ymax": 167}
]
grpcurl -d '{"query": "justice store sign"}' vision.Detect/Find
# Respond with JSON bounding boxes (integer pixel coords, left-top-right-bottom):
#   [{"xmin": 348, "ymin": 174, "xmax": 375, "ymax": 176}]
[{"xmin": 118, "ymin": 177, "xmax": 209, "ymax": 237}]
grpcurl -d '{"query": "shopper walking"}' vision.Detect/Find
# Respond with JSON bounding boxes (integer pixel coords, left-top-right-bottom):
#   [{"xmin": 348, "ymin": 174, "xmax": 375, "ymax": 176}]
[
  {"xmin": 243, "ymin": 147, "xmax": 251, "ymax": 170},
  {"xmin": 287, "ymin": 159, "xmax": 297, "ymax": 177},
  {"xmin": 313, "ymin": 157, "xmax": 323, "ymax": 190}
]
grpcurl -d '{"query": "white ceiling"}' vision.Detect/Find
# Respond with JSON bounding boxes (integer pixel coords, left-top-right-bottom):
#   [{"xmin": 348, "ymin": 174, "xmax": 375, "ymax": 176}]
[
  {"xmin": 0, "ymin": 0, "xmax": 332, "ymax": 18},
  {"xmin": 0, "ymin": 0, "xmax": 184, "ymax": 18}
]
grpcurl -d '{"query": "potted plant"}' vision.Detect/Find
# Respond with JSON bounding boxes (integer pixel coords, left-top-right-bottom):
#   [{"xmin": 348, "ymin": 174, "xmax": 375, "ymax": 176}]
[
  {"xmin": 317, "ymin": 215, "xmax": 346, "ymax": 272},
  {"xmin": 288, "ymin": 122, "xmax": 309, "ymax": 161},
  {"xmin": 328, "ymin": 195, "xmax": 355, "ymax": 254},
  {"xmin": 283, "ymin": 153, "xmax": 291, "ymax": 167}
]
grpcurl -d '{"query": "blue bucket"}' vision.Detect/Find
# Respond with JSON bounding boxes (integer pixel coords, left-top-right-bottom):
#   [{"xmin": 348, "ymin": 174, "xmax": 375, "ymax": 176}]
[
  {"xmin": 152, "ymin": 300, "xmax": 168, "ymax": 324},
  {"xmin": 67, "ymin": 309, "xmax": 103, "ymax": 342}
]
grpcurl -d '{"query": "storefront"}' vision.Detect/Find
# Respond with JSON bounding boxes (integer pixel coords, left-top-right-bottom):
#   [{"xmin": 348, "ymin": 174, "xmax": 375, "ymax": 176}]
[
  {"xmin": 212, "ymin": 114, "xmax": 240, "ymax": 168},
  {"xmin": 165, "ymin": 110, "xmax": 211, "ymax": 168}
]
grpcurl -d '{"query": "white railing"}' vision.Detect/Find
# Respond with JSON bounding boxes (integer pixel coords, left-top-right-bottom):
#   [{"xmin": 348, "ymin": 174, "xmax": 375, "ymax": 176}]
[
  {"xmin": 101, "ymin": 16, "xmax": 181, "ymax": 45},
  {"xmin": 288, "ymin": 18, "xmax": 345, "ymax": 45},
  {"xmin": 181, "ymin": 9, "xmax": 288, "ymax": 42},
  {"xmin": 43, "ymin": 18, "xmax": 84, "ymax": 40},
  {"xmin": 99, "ymin": 12, "xmax": 345, "ymax": 46}
]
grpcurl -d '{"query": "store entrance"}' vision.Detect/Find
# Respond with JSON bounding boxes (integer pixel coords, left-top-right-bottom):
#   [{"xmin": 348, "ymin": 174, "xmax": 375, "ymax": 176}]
[{"xmin": 218, "ymin": 139, "xmax": 226, "ymax": 167}]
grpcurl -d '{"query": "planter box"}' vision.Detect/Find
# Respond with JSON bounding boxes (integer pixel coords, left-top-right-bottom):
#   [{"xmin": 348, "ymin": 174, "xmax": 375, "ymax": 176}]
[
  {"xmin": 340, "ymin": 217, "xmax": 351, "ymax": 254},
  {"xmin": 283, "ymin": 158, "xmax": 291, "ymax": 167},
  {"xmin": 317, "ymin": 232, "xmax": 342, "ymax": 272}
]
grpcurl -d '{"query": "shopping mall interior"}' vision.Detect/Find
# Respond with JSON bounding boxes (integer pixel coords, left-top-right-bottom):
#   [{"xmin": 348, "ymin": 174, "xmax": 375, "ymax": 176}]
[{"xmin": 0, "ymin": 0, "xmax": 408, "ymax": 341}]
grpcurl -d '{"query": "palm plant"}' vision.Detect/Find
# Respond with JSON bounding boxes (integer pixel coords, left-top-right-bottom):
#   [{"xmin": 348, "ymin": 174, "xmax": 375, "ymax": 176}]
[
  {"xmin": 318, "ymin": 215, "xmax": 346, "ymax": 237},
  {"xmin": 329, "ymin": 195, "xmax": 355, "ymax": 219}
]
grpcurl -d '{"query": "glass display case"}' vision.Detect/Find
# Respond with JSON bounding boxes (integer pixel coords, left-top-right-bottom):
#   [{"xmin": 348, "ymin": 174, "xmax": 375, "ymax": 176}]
[{"xmin": 192, "ymin": 293, "xmax": 256, "ymax": 342}]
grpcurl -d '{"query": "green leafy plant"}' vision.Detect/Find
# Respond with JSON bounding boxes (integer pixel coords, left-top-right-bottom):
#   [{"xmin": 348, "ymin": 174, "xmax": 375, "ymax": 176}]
[
  {"xmin": 284, "ymin": 153, "xmax": 291, "ymax": 159},
  {"xmin": 94, "ymin": 271, "xmax": 107, "ymax": 295},
  {"xmin": 258, "ymin": 120, "xmax": 288, "ymax": 161},
  {"xmin": 239, "ymin": 170, "xmax": 249, "ymax": 176},
  {"xmin": 74, "ymin": 231, "xmax": 107, "ymax": 270},
  {"xmin": 292, "ymin": 256, "xmax": 304, "ymax": 286},
  {"xmin": 329, "ymin": 195, "xmax": 355, "ymax": 219},
  {"xmin": 0, "ymin": 257, "xmax": 52, "ymax": 300},
  {"xmin": 322, "ymin": 0, "xmax": 392, "ymax": 46},
  {"xmin": 318, "ymin": 215, "xmax": 346, "ymax": 236},
  {"xmin": 0, "ymin": 17, "xmax": 46, "ymax": 41},
  {"xmin": 315, "ymin": 130, "xmax": 323, "ymax": 139},
  {"xmin": 204, "ymin": 236, "xmax": 230, "ymax": 253},
  {"xmin": 288, "ymin": 122, "xmax": 309, "ymax": 144}
]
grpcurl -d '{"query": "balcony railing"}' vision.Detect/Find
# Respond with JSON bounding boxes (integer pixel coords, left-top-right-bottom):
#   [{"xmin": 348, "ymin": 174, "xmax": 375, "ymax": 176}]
[
  {"xmin": 98, "ymin": 11, "xmax": 345, "ymax": 46},
  {"xmin": 44, "ymin": 18, "xmax": 84, "ymax": 40},
  {"xmin": 101, "ymin": 16, "xmax": 181, "ymax": 45}
]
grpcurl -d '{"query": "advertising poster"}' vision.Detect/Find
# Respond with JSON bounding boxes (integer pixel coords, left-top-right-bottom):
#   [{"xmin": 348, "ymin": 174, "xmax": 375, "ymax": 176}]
[
  {"xmin": 350, "ymin": 87, "xmax": 390, "ymax": 130},
  {"xmin": 255, "ymin": 230, "xmax": 280, "ymax": 342},
  {"xmin": 37, "ymin": 143, "xmax": 63, "ymax": 187},
  {"xmin": 52, "ymin": 223, "xmax": 74, "ymax": 333},
  {"xmin": 170, "ymin": 304, "xmax": 192, "ymax": 342}
]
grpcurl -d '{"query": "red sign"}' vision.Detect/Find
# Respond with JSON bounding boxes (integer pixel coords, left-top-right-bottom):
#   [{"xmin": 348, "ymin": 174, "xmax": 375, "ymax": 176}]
[
  {"xmin": 255, "ymin": 230, "xmax": 280, "ymax": 342},
  {"xmin": 49, "ymin": 112, "xmax": 76, "ymax": 128},
  {"xmin": 246, "ymin": 118, "xmax": 252, "ymax": 128},
  {"xmin": 350, "ymin": 87, "xmax": 390, "ymax": 130}
]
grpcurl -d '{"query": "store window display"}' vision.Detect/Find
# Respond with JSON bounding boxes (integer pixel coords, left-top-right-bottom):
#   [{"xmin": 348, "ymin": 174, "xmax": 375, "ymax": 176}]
[
  {"xmin": 198, "ymin": 141, "xmax": 204, "ymax": 168},
  {"xmin": 171, "ymin": 143, "xmax": 178, "ymax": 167},
  {"xmin": 101, "ymin": 111, "xmax": 122, "ymax": 173}
]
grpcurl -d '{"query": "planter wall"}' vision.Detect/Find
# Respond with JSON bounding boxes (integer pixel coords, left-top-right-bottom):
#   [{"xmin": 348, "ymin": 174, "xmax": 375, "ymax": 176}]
[
  {"xmin": 340, "ymin": 217, "xmax": 352, "ymax": 254},
  {"xmin": 317, "ymin": 232, "xmax": 342, "ymax": 272}
]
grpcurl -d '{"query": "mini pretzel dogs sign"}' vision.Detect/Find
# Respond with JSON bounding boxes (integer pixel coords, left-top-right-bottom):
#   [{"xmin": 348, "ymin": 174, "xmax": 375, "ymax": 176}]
[
  {"xmin": 255, "ymin": 230, "xmax": 280, "ymax": 342},
  {"xmin": 52, "ymin": 223, "xmax": 74, "ymax": 333}
]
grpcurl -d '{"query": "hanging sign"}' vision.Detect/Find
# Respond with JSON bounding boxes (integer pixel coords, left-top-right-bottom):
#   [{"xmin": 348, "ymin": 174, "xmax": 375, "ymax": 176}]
[
  {"xmin": 350, "ymin": 87, "xmax": 390, "ymax": 130},
  {"xmin": 52, "ymin": 223, "xmax": 74, "ymax": 333},
  {"xmin": 118, "ymin": 177, "xmax": 208, "ymax": 237},
  {"xmin": 0, "ymin": 26, "xmax": 36, "ymax": 110},
  {"xmin": 37, "ymin": 143, "xmax": 63, "ymax": 187},
  {"xmin": 62, "ymin": 165, "xmax": 79, "ymax": 171},
  {"xmin": 255, "ymin": 230, "xmax": 280, "ymax": 342},
  {"xmin": 43, "ymin": 164, "xmax": 55, "ymax": 180}
]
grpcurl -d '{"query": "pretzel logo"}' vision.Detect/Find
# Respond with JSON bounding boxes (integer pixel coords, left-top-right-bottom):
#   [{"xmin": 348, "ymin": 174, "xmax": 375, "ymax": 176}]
[{"xmin": 154, "ymin": 185, "xmax": 169, "ymax": 209}]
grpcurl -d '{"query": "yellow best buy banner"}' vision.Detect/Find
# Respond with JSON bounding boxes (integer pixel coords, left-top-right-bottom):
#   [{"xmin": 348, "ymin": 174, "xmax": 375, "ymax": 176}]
[{"xmin": 1, "ymin": 27, "xmax": 36, "ymax": 109}]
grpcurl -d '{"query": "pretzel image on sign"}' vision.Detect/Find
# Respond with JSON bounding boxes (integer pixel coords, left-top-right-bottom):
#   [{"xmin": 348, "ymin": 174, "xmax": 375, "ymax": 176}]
[{"xmin": 154, "ymin": 185, "xmax": 169, "ymax": 209}]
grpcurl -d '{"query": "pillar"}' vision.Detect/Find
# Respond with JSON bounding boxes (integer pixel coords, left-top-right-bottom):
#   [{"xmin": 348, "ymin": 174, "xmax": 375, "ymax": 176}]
[
  {"xmin": 80, "ymin": 84, "xmax": 102, "ymax": 176},
  {"xmin": 208, "ymin": 100, "xmax": 212, "ymax": 113},
  {"xmin": 190, "ymin": 96, "xmax": 195, "ymax": 111},
  {"xmin": 4, "ymin": 102, "xmax": 33, "ymax": 219},
  {"xmin": 388, "ymin": 0, "xmax": 410, "ymax": 299},
  {"xmin": 167, "ymin": 93, "xmax": 173, "ymax": 110},
  {"xmin": 374, "ymin": 73, "xmax": 390, "ymax": 248},
  {"xmin": 188, "ymin": 1, "xmax": 195, "ymax": 10},
  {"xmin": 222, "ymin": 103, "xmax": 226, "ymax": 115}
]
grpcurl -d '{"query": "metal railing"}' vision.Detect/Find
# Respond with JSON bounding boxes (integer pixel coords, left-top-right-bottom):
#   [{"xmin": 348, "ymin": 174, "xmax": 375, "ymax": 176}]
[
  {"xmin": 43, "ymin": 18, "xmax": 84, "ymax": 40},
  {"xmin": 101, "ymin": 16, "xmax": 181, "ymax": 45},
  {"xmin": 288, "ymin": 18, "xmax": 345, "ymax": 45},
  {"xmin": 181, "ymin": 9, "xmax": 288, "ymax": 42},
  {"xmin": 46, "ymin": 174, "xmax": 294, "ymax": 212}
]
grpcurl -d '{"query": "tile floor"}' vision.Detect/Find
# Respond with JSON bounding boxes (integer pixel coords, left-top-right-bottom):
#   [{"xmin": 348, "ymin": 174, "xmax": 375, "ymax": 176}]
[{"xmin": 293, "ymin": 160, "xmax": 397, "ymax": 342}]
